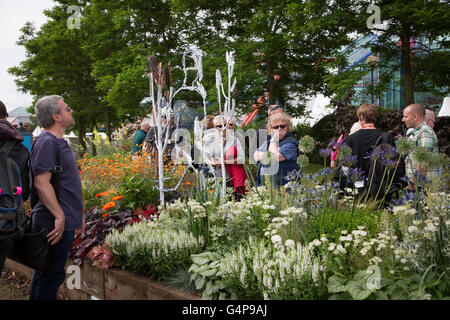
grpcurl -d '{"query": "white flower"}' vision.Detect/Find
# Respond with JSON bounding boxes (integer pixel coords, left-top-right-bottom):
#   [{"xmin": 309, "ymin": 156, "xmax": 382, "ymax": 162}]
[
  {"xmin": 341, "ymin": 230, "xmax": 348, "ymax": 235},
  {"xmin": 285, "ymin": 239, "xmax": 295, "ymax": 248},
  {"xmin": 328, "ymin": 243, "xmax": 336, "ymax": 251},
  {"xmin": 408, "ymin": 226, "xmax": 419, "ymax": 233},
  {"xmin": 271, "ymin": 235, "xmax": 282, "ymax": 244}
]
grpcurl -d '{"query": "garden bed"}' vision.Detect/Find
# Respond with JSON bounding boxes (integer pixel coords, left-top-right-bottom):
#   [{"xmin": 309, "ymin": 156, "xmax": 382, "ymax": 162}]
[{"xmin": 4, "ymin": 258, "xmax": 200, "ymax": 300}]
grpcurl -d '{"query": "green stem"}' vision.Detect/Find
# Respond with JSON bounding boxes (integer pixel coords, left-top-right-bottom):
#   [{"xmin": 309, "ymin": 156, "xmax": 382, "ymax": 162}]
[
  {"xmin": 374, "ymin": 167, "xmax": 388, "ymax": 202},
  {"xmin": 364, "ymin": 158, "xmax": 377, "ymax": 204},
  {"xmin": 377, "ymin": 162, "xmax": 399, "ymax": 210}
]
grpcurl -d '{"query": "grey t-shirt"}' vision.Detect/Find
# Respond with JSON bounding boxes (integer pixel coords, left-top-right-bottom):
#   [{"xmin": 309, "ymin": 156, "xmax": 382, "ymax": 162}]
[{"xmin": 30, "ymin": 131, "xmax": 83, "ymax": 231}]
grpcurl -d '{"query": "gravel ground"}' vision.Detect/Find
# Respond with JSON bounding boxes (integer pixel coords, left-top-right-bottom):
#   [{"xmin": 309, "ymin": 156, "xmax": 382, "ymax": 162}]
[{"xmin": 0, "ymin": 268, "xmax": 31, "ymax": 300}]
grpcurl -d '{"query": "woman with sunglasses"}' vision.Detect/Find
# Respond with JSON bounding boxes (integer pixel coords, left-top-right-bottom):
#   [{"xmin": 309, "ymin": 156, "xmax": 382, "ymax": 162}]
[{"xmin": 253, "ymin": 112, "xmax": 300, "ymax": 186}]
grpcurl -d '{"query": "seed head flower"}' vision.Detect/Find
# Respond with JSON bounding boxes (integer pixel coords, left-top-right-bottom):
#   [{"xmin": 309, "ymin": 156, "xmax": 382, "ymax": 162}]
[
  {"xmin": 298, "ymin": 135, "xmax": 315, "ymax": 154},
  {"xmin": 412, "ymin": 147, "xmax": 432, "ymax": 166},
  {"xmin": 396, "ymin": 137, "xmax": 413, "ymax": 155},
  {"xmin": 337, "ymin": 145, "xmax": 352, "ymax": 160}
]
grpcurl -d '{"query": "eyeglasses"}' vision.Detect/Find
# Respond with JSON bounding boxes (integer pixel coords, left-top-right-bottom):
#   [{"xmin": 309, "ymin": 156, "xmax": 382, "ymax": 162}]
[{"xmin": 272, "ymin": 125, "xmax": 286, "ymax": 130}]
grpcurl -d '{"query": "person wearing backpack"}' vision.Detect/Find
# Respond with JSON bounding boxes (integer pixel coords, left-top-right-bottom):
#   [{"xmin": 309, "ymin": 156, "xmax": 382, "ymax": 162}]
[
  {"xmin": 340, "ymin": 103, "xmax": 395, "ymax": 195},
  {"xmin": 28, "ymin": 95, "xmax": 85, "ymax": 300},
  {"xmin": 0, "ymin": 100, "xmax": 30, "ymax": 274}
]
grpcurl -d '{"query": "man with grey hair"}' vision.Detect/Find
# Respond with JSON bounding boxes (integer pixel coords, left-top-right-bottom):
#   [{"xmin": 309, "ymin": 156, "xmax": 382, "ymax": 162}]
[{"xmin": 29, "ymin": 95, "xmax": 84, "ymax": 300}]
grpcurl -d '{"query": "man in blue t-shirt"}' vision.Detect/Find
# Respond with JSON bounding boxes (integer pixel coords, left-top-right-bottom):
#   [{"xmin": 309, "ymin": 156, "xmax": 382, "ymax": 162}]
[{"xmin": 29, "ymin": 95, "xmax": 84, "ymax": 300}]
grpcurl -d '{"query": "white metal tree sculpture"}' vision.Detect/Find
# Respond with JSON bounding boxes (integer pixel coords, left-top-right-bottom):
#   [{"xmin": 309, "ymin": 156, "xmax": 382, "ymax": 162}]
[{"xmin": 147, "ymin": 46, "xmax": 207, "ymax": 205}]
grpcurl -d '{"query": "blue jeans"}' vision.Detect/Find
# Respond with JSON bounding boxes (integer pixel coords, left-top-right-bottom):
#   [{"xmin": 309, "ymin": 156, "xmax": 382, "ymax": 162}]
[{"xmin": 29, "ymin": 231, "xmax": 75, "ymax": 300}]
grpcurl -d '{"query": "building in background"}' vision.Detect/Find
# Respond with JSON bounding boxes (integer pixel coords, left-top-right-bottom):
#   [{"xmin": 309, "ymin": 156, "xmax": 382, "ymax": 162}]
[
  {"xmin": 342, "ymin": 35, "xmax": 447, "ymax": 111},
  {"xmin": 6, "ymin": 106, "xmax": 33, "ymax": 124}
]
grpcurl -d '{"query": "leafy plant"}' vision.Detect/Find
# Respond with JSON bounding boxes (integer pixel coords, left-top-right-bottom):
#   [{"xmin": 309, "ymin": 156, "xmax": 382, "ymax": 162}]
[
  {"xmin": 188, "ymin": 251, "xmax": 236, "ymax": 300},
  {"xmin": 69, "ymin": 207, "xmax": 147, "ymax": 266}
]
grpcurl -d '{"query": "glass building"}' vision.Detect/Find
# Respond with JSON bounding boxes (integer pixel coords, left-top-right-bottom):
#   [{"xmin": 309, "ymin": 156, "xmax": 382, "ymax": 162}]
[{"xmin": 342, "ymin": 35, "xmax": 447, "ymax": 111}]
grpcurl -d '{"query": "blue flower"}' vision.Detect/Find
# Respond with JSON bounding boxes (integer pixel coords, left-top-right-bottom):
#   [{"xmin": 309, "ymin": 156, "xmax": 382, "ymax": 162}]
[
  {"xmin": 319, "ymin": 148, "xmax": 332, "ymax": 158},
  {"xmin": 384, "ymin": 159, "xmax": 397, "ymax": 170},
  {"xmin": 343, "ymin": 154, "xmax": 358, "ymax": 167},
  {"xmin": 348, "ymin": 167, "xmax": 365, "ymax": 183}
]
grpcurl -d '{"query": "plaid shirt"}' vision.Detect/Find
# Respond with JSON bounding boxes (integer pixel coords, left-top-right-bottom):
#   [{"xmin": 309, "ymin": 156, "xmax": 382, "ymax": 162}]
[{"xmin": 406, "ymin": 121, "xmax": 440, "ymax": 184}]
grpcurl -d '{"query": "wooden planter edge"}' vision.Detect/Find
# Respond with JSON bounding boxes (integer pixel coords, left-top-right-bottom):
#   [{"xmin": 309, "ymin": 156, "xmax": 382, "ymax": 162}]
[{"xmin": 4, "ymin": 258, "xmax": 200, "ymax": 300}]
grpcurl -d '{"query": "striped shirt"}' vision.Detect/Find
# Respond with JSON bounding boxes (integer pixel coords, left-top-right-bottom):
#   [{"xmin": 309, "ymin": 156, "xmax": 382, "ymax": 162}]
[{"xmin": 406, "ymin": 121, "xmax": 439, "ymax": 184}]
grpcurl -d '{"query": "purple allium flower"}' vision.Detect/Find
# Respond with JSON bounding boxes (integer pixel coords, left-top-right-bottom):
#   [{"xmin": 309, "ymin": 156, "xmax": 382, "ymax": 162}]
[
  {"xmin": 369, "ymin": 149, "xmax": 384, "ymax": 161},
  {"xmin": 319, "ymin": 148, "xmax": 332, "ymax": 158},
  {"xmin": 343, "ymin": 154, "xmax": 358, "ymax": 167},
  {"xmin": 384, "ymin": 159, "xmax": 397, "ymax": 170},
  {"xmin": 348, "ymin": 167, "xmax": 365, "ymax": 183}
]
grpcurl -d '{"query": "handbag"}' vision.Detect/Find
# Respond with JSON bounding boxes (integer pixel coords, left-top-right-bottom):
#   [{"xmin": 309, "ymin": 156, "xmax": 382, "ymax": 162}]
[
  {"xmin": 8, "ymin": 135, "xmax": 61, "ymax": 271},
  {"xmin": 8, "ymin": 217, "xmax": 53, "ymax": 271}
]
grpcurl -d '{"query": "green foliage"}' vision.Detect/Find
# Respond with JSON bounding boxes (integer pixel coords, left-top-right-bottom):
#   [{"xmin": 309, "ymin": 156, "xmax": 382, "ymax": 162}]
[
  {"xmin": 306, "ymin": 206, "xmax": 381, "ymax": 243},
  {"xmin": 106, "ymin": 222, "xmax": 204, "ymax": 280},
  {"xmin": 188, "ymin": 252, "xmax": 236, "ymax": 300},
  {"xmin": 118, "ymin": 175, "xmax": 159, "ymax": 210}
]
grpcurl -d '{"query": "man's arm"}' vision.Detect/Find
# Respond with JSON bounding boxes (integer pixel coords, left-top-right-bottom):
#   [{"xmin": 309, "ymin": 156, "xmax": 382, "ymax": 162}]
[{"xmin": 34, "ymin": 171, "xmax": 65, "ymax": 245}]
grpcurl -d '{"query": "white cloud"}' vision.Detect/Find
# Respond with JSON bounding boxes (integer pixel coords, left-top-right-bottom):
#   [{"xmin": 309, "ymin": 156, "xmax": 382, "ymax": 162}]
[{"xmin": 0, "ymin": 0, "xmax": 54, "ymax": 111}]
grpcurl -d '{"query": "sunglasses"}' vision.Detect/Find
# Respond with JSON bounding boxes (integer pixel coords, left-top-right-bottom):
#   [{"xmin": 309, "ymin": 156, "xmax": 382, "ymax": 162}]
[{"xmin": 272, "ymin": 125, "xmax": 286, "ymax": 130}]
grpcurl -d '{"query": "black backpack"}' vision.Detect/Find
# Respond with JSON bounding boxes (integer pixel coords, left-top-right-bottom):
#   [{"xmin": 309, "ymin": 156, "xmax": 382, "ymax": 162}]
[
  {"xmin": 365, "ymin": 133, "xmax": 407, "ymax": 200},
  {"xmin": 0, "ymin": 140, "xmax": 27, "ymax": 244}
]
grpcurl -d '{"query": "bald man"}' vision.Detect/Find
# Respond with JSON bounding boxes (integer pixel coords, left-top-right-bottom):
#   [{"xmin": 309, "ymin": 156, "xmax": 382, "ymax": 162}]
[
  {"xmin": 425, "ymin": 108, "xmax": 436, "ymax": 129},
  {"xmin": 402, "ymin": 103, "xmax": 439, "ymax": 190}
]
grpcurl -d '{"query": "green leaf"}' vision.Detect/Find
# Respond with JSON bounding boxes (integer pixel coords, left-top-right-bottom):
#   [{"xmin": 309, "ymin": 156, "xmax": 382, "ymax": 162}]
[
  {"xmin": 204, "ymin": 281, "xmax": 214, "ymax": 296},
  {"xmin": 328, "ymin": 275, "xmax": 348, "ymax": 293},
  {"xmin": 329, "ymin": 292, "xmax": 352, "ymax": 300},
  {"xmin": 195, "ymin": 276, "xmax": 205, "ymax": 290},
  {"xmin": 347, "ymin": 280, "xmax": 373, "ymax": 300},
  {"xmin": 209, "ymin": 261, "xmax": 220, "ymax": 268},
  {"xmin": 200, "ymin": 268, "xmax": 218, "ymax": 278},
  {"xmin": 188, "ymin": 264, "xmax": 200, "ymax": 273},
  {"xmin": 191, "ymin": 255, "xmax": 210, "ymax": 265},
  {"xmin": 372, "ymin": 290, "xmax": 389, "ymax": 300}
]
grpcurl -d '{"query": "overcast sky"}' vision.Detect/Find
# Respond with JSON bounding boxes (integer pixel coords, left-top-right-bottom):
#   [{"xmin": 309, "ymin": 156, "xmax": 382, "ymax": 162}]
[{"xmin": 0, "ymin": 0, "xmax": 55, "ymax": 112}]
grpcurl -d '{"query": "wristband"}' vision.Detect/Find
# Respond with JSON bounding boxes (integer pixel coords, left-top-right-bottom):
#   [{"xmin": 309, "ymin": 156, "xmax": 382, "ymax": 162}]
[{"xmin": 270, "ymin": 139, "xmax": 277, "ymax": 144}]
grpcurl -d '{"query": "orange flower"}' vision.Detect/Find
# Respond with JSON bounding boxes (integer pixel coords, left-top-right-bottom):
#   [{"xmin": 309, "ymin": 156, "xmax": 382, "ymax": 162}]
[
  {"xmin": 103, "ymin": 201, "xmax": 116, "ymax": 210},
  {"xmin": 186, "ymin": 181, "xmax": 191, "ymax": 186},
  {"xmin": 112, "ymin": 195, "xmax": 124, "ymax": 201},
  {"xmin": 96, "ymin": 192, "xmax": 109, "ymax": 198}
]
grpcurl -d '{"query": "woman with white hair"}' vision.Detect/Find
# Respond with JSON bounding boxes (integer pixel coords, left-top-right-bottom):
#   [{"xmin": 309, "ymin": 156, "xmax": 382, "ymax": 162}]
[{"xmin": 203, "ymin": 115, "xmax": 247, "ymax": 198}]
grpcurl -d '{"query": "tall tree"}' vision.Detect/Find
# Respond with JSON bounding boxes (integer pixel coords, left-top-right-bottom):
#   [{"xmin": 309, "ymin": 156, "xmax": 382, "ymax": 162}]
[
  {"xmin": 173, "ymin": 0, "xmax": 357, "ymax": 118},
  {"xmin": 8, "ymin": 2, "xmax": 102, "ymax": 152},
  {"xmin": 80, "ymin": 0, "xmax": 195, "ymax": 131},
  {"xmin": 336, "ymin": 0, "xmax": 450, "ymax": 106}
]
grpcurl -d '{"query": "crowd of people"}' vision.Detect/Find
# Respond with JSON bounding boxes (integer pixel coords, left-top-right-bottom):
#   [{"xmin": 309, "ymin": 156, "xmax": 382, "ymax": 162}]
[
  {"xmin": 130, "ymin": 101, "xmax": 441, "ymax": 202},
  {"xmin": 0, "ymin": 95, "xmax": 443, "ymax": 300}
]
